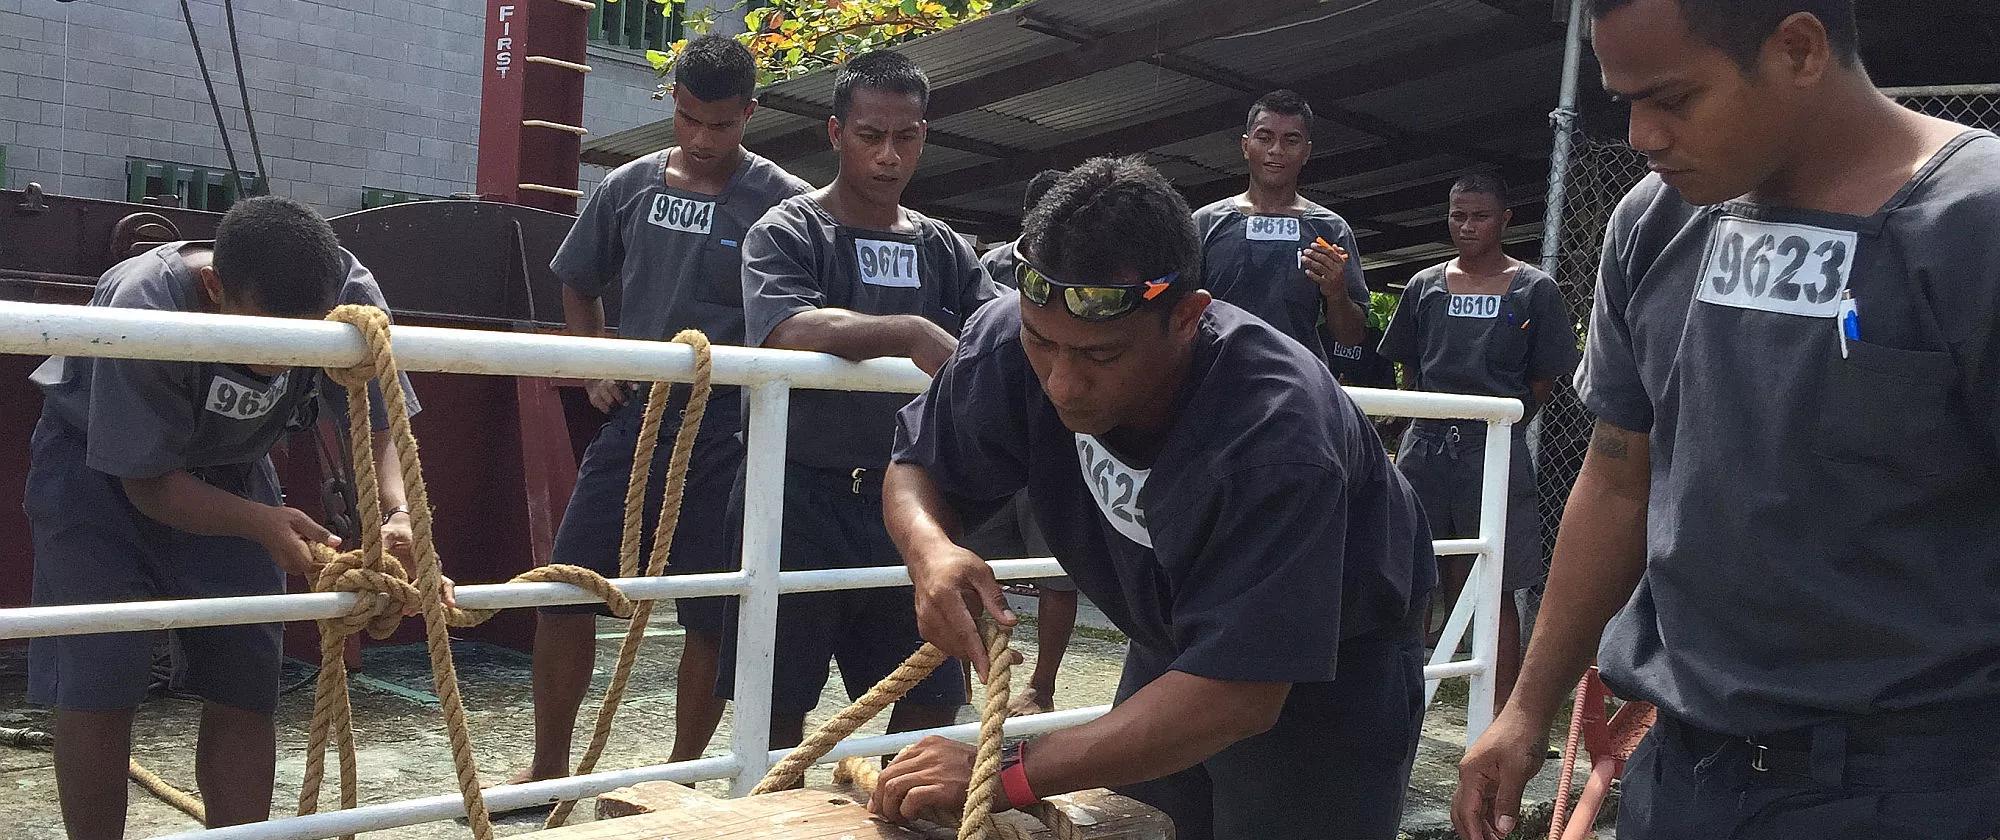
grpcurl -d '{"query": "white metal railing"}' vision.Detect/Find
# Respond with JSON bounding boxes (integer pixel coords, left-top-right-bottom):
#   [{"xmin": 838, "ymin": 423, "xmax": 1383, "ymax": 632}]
[{"xmin": 0, "ymin": 299, "xmax": 1519, "ymax": 839}]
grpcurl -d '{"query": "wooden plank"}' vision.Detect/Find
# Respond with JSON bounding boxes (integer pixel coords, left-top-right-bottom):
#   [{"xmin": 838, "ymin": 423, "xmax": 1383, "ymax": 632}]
[{"xmin": 548, "ymin": 782, "xmax": 1173, "ymax": 840}]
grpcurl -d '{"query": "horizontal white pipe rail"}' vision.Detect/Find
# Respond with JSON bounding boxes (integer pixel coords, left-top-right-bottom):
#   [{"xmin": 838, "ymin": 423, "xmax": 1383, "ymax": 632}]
[
  {"xmin": 159, "ymin": 706, "xmax": 1110, "ymax": 840},
  {"xmin": 0, "ymin": 559, "xmax": 1066, "ymax": 641},
  {"xmin": 0, "ymin": 301, "xmax": 1523, "ymax": 422},
  {"xmin": 0, "ymin": 303, "xmax": 1522, "ymax": 838}
]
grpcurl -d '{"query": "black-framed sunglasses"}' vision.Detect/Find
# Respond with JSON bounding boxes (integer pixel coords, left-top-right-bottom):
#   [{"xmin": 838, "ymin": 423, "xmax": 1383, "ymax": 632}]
[{"xmin": 1015, "ymin": 258, "xmax": 1176, "ymax": 322}]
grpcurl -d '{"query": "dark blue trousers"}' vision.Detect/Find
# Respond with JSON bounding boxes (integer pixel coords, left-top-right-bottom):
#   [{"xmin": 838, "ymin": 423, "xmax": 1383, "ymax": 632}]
[{"xmin": 1619, "ymin": 712, "xmax": 2000, "ymax": 840}]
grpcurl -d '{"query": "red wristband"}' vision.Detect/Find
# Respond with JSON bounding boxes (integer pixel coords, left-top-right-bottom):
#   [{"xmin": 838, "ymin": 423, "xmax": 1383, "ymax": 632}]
[{"xmin": 1000, "ymin": 742, "xmax": 1037, "ymax": 811}]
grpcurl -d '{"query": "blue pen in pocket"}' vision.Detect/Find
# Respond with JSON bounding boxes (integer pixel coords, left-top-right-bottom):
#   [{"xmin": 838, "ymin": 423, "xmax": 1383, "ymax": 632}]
[{"xmin": 1837, "ymin": 290, "xmax": 1860, "ymax": 358}]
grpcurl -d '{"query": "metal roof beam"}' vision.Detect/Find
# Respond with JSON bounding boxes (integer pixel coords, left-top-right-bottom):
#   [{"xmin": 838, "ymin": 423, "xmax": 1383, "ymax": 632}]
[
  {"xmin": 903, "ymin": 23, "xmax": 1561, "ymax": 202},
  {"xmin": 746, "ymin": 0, "xmax": 1330, "ymax": 162}
]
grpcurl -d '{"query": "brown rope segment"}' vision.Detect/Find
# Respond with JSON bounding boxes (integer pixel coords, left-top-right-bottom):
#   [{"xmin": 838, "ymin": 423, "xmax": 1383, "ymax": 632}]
[
  {"xmin": 0, "ymin": 728, "xmax": 205, "ymax": 824},
  {"xmin": 755, "ymin": 623, "xmax": 1083, "ymax": 840},
  {"xmin": 546, "ymin": 329, "xmax": 713, "ymax": 828},
  {"xmin": 293, "ymin": 308, "xmax": 712, "ymax": 838},
  {"xmin": 1547, "ymin": 672, "xmax": 1590, "ymax": 840}
]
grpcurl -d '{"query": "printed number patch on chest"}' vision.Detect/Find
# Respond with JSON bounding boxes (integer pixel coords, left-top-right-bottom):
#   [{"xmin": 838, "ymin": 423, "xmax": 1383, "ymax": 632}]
[
  {"xmin": 646, "ymin": 194, "xmax": 716, "ymax": 235},
  {"xmin": 1447, "ymin": 294, "xmax": 1502, "ymax": 319},
  {"xmin": 1244, "ymin": 216, "xmax": 1302, "ymax": 242},
  {"xmin": 205, "ymin": 372, "xmax": 288, "ymax": 421},
  {"xmin": 1695, "ymin": 216, "xmax": 1856, "ymax": 317},
  {"xmin": 1074, "ymin": 434, "xmax": 1153, "ymax": 548},
  {"xmin": 855, "ymin": 238, "xmax": 921, "ymax": 288}
]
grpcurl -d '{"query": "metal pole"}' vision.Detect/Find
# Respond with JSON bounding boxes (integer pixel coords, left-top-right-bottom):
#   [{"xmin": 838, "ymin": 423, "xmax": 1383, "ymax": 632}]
[
  {"xmin": 1539, "ymin": 0, "xmax": 1589, "ymax": 278},
  {"xmin": 1465, "ymin": 419, "xmax": 1516, "ymax": 744},
  {"xmin": 728, "ymin": 380, "xmax": 790, "ymax": 796}
]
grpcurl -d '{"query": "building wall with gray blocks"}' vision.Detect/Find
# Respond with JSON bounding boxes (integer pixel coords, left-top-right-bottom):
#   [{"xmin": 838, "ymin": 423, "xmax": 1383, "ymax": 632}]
[{"xmin": 0, "ymin": 0, "xmax": 670, "ymax": 215}]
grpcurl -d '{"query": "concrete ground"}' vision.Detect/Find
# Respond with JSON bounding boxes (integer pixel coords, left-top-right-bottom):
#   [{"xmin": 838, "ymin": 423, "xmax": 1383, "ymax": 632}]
[{"xmin": 0, "ymin": 596, "xmax": 1611, "ymax": 839}]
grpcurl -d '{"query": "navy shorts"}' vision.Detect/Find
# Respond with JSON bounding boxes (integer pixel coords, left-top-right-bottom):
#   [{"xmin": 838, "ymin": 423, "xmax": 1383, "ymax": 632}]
[
  {"xmin": 25, "ymin": 417, "xmax": 285, "ymax": 714},
  {"xmin": 1619, "ymin": 712, "xmax": 2000, "ymax": 840},
  {"xmin": 544, "ymin": 395, "xmax": 743, "ymax": 634},
  {"xmin": 1111, "ymin": 625, "xmax": 1427, "ymax": 840},
  {"xmin": 717, "ymin": 464, "xmax": 966, "ymax": 717},
  {"xmin": 1396, "ymin": 421, "xmax": 1543, "ymax": 591}
]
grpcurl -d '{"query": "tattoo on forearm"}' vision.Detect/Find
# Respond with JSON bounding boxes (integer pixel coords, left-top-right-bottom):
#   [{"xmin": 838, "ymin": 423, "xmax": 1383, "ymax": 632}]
[{"xmin": 1591, "ymin": 425, "xmax": 1630, "ymax": 460}]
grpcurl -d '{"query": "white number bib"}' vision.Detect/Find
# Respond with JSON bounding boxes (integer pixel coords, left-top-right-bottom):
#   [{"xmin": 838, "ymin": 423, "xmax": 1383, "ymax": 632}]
[
  {"xmin": 1074, "ymin": 434, "xmax": 1152, "ymax": 548},
  {"xmin": 1245, "ymin": 215, "xmax": 1301, "ymax": 242},
  {"xmin": 1696, "ymin": 217, "xmax": 1855, "ymax": 317},
  {"xmin": 855, "ymin": 238, "xmax": 921, "ymax": 288},
  {"xmin": 205, "ymin": 372, "xmax": 288, "ymax": 421},
  {"xmin": 1447, "ymin": 294, "xmax": 1502, "ymax": 319},
  {"xmin": 646, "ymin": 194, "xmax": 715, "ymax": 235}
]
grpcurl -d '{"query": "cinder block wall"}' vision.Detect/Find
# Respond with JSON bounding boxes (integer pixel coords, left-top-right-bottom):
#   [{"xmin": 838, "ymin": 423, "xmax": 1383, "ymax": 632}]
[{"xmin": 1, "ymin": 0, "xmax": 667, "ymax": 213}]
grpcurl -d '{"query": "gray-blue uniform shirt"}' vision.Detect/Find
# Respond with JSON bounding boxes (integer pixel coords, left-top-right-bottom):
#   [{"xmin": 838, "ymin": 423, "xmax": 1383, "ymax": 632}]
[
  {"xmin": 1192, "ymin": 198, "xmax": 1370, "ymax": 369},
  {"xmin": 1380, "ymin": 261, "xmax": 1579, "ymax": 406},
  {"xmin": 741, "ymin": 194, "xmax": 997, "ymax": 470},
  {"xmin": 553, "ymin": 150, "xmax": 810, "ymax": 432},
  {"xmin": 32, "ymin": 242, "xmax": 416, "ymax": 499},
  {"xmin": 1578, "ymin": 131, "xmax": 2000, "ymax": 735}
]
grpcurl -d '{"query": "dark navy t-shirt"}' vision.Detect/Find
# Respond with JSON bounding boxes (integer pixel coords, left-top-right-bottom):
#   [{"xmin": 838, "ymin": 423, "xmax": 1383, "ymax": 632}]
[
  {"xmin": 1579, "ymin": 131, "xmax": 2000, "ymax": 734},
  {"xmin": 893, "ymin": 295, "xmax": 1434, "ymax": 682},
  {"xmin": 743, "ymin": 194, "xmax": 997, "ymax": 470},
  {"xmin": 1193, "ymin": 198, "xmax": 1370, "ymax": 370},
  {"xmin": 32, "ymin": 242, "xmax": 417, "ymax": 500}
]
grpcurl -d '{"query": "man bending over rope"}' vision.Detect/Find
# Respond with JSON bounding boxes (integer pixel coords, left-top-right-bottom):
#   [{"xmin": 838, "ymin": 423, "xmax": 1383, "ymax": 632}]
[
  {"xmin": 25, "ymin": 196, "xmax": 420, "ymax": 838},
  {"xmin": 877, "ymin": 157, "xmax": 1436, "ymax": 840}
]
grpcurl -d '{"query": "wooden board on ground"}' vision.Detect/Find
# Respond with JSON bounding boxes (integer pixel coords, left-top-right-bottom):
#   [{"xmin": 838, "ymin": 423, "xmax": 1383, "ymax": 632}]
[{"xmin": 517, "ymin": 780, "xmax": 1173, "ymax": 840}]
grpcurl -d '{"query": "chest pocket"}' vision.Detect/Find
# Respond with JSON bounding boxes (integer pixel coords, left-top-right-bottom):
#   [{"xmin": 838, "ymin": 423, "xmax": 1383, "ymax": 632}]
[
  {"xmin": 696, "ymin": 235, "xmax": 745, "ymax": 306},
  {"xmin": 1813, "ymin": 341, "xmax": 1972, "ymax": 481}
]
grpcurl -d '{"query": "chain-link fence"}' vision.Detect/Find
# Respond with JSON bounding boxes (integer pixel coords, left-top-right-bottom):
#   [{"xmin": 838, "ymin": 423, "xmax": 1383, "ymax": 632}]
[{"xmin": 1532, "ymin": 84, "xmax": 2000, "ymax": 587}]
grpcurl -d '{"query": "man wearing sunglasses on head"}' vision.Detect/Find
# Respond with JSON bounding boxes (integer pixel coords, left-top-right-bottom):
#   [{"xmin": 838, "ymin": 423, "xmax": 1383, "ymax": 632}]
[{"xmin": 872, "ymin": 157, "xmax": 1436, "ymax": 840}]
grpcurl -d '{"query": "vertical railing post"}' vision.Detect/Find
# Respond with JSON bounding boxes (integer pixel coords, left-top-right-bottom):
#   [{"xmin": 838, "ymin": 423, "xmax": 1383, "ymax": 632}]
[
  {"xmin": 728, "ymin": 380, "xmax": 790, "ymax": 795},
  {"xmin": 1465, "ymin": 419, "xmax": 1515, "ymax": 744}
]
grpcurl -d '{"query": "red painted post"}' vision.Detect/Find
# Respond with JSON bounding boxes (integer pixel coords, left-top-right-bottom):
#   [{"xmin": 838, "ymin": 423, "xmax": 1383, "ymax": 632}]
[{"xmin": 476, "ymin": 0, "xmax": 591, "ymax": 213}]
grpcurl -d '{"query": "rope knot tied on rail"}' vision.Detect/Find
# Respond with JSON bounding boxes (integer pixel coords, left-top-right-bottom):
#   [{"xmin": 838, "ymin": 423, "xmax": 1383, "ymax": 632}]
[{"xmin": 296, "ymin": 308, "xmax": 714, "ymax": 839}]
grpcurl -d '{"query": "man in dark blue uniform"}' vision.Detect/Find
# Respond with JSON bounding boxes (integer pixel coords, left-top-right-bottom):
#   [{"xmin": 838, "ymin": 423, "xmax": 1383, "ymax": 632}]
[
  {"xmin": 1381, "ymin": 174, "xmax": 1579, "ymax": 711},
  {"xmin": 873, "ymin": 158, "xmax": 1435, "ymax": 840},
  {"xmin": 1455, "ymin": 2, "xmax": 2000, "ymax": 838},
  {"xmin": 1192, "ymin": 90, "xmax": 1371, "ymax": 370},
  {"xmin": 26, "ymin": 196, "xmax": 418, "ymax": 837},
  {"xmin": 721, "ymin": 50, "xmax": 993, "ymax": 752},
  {"xmin": 521, "ymin": 34, "xmax": 809, "ymax": 783}
]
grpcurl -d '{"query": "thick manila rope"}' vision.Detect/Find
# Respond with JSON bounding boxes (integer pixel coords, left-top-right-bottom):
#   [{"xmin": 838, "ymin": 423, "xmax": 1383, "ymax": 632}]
[
  {"xmin": 754, "ymin": 622, "xmax": 1083, "ymax": 840},
  {"xmin": 297, "ymin": 306, "xmax": 709, "ymax": 839}
]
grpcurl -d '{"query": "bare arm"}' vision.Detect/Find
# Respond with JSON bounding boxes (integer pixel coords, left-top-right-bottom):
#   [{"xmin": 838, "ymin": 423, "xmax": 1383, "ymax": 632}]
[
  {"xmin": 1452, "ymin": 420, "xmax": 1651, "ymax": 840},
  {"xmin": 1023, "ymin": 672, "xmax": 1286, "ymax": 791},
  {"xmin": 122, "ymin": 472, "xmax": 336, "ymax": 575},
  {"xmin": 1527, "ymin": 379, "xmax": 1555, "ymax": 424},
  {"xmin": 885, "ymin": 462, "xmax": 1015, "ymax": 675},
  {"xmin": 560, "ymin": 284, "xmax": 608, "ymax": 338},
  {"xmin": 764, "ymin": 310, "xmax": 957, "ymax": 376},
  {"xmin": 1322, "ymin": 294, "xmax": 1367, "ymax": 348}
]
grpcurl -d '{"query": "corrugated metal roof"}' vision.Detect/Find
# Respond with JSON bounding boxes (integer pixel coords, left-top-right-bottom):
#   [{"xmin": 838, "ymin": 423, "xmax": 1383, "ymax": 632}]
[{"xmin": 579, "ymin": 0, "xmax": 1573, "ymax": 275}]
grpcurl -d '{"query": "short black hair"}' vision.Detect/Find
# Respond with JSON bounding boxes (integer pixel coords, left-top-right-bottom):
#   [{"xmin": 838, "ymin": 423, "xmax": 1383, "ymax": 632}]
[
  {"xmin": 832, "ymin": 50, "xmax": 929, "ymax": 121},
  {"xmin": 1589, "ymin": 0, "xmax": 1860, "ymax": 68},
  {"xmin": 1022, "ymin": 156, "xmax": 1200, "ymax": 312},
  {"xmin": 1022, "ymin": 169, "xmax": 1064, "ymax": 214},
  {"xmin": 212, "ymin": 196, "xmax": 344, "ymax": 317},
  {"xmin": 1449, "ymin": 173, "xmax": 1508, "ymax": 204},
  {"xmin": 1246, "ymin": 89, "xmax": 1313, "ymax": 138},
  {"xmin": 674, "ymin": 34, "xmax": 758, "ymax": 103}
]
